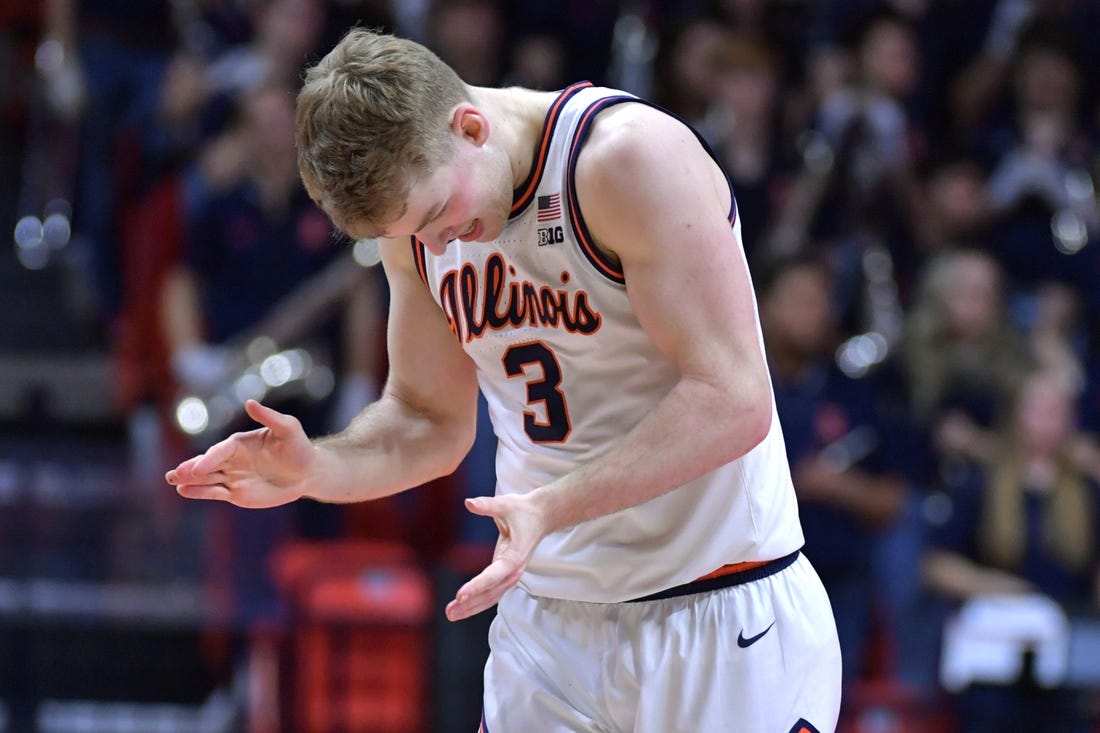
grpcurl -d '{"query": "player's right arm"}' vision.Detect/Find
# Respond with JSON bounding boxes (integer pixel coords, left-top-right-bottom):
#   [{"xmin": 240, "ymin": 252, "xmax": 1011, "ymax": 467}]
[
  {"xmin": 311, "ymin": 236, "xmax": 480, "ymax": 498},
  {"xmin": 166, "ymin": 236, "xmax": 480, "ymax": 507}
]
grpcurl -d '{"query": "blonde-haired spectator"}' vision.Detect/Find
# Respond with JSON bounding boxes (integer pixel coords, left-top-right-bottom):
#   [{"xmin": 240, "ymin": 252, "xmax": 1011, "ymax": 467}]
[
  {"xmin": 903, "ymin": 249, "xmax": 1031, "ymax": 447},
  {"xmin": 924, "ymin": 367, "xmax": 1100, "ymax": 731}
]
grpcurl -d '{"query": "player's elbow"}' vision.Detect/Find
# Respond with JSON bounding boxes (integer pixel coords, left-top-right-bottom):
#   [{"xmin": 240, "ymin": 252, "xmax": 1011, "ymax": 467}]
[
  {"xmin": 689, "ymin": 365, "xmax": 772, "ymax": 462},
  {"xmin": 711, "ymin": 369, "xmax": 772, "ymax": 460},
  {"xmin": 735, "ymin": 390, "xmax": 772, "ymax": 454},
  {"xmin": 427, "ymin": 414, "xmax": 476, "ymax": 479},
  {"xmin": 707, "ymin": 351, "xmax": 773, "ymax": 457},
  {"xmin": 443, "ymin": 421, "xmax": 478, "ymax": 476}
]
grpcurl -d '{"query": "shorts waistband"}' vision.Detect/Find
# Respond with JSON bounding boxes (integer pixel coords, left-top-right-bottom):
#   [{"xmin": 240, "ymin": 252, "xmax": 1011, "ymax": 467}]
[{"xmin": 624, "ymin": 550, "xmax": 801, "ymax": 603}]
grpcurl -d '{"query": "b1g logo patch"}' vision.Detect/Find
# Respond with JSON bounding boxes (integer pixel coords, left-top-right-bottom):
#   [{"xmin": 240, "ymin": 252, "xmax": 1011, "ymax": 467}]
[{"xmin": 538, "ymin": 226, "xmax": 565, "ymax": 246}]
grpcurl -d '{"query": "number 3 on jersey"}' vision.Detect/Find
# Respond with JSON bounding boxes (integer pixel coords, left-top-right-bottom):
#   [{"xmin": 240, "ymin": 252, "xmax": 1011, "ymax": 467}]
[{"xmin": 502, "ymin": 342, "xmax": 571, "ymax": 443}]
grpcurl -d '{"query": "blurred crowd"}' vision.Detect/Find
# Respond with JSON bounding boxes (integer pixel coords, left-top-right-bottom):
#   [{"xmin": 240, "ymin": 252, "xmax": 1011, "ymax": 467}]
[{"xmin": 4, "ymin": 0, "xmax": 1100, "ymax": 730}]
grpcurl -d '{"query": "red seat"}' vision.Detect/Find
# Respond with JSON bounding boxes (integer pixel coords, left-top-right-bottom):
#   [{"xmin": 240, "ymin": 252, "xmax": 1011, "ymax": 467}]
[{"xmin": 266, "ymin": 540, "xmax": 433, "ymax": 733}]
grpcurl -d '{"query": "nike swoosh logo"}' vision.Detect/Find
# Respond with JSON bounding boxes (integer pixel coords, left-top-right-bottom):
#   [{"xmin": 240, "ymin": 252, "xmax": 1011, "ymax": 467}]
[{"xmin": 737, "ymin": 620, "xmax": 776, "ymax": 648}]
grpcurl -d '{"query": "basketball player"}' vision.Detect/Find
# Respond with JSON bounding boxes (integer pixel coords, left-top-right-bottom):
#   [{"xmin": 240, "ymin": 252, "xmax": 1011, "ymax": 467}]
[{"xmin": 166, "ymin": 28, "xmax": 842, "ymax": 731}]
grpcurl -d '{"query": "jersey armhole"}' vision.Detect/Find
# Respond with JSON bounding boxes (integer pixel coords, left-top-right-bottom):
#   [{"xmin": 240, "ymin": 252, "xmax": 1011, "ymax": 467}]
[
  {"xmin": 565, "ymin": 98, "xmax": 740, "ymax": 286},
  {"xmin": 565, "ymin": 97, "xmax": 632, "ymax": 285}
]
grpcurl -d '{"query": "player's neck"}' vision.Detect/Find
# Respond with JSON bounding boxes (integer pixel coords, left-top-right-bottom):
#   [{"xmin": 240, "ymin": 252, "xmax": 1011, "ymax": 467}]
[{"xmin": 469, "ymin": 85, "xmax": 560, "ymax": 190}]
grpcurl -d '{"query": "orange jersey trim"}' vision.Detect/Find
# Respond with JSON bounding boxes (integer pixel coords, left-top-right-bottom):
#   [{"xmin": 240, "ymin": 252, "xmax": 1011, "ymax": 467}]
[
  {"xmin": 411, "ymin": 236, "xmax": 429, "ymax": 286},
  {"xmin": 695, "ymin": 559, "xmax": 773, "ymax": 582},
  {"xmin": 510, "ymin": 82, "xmax": 593, "ymax": 217}
]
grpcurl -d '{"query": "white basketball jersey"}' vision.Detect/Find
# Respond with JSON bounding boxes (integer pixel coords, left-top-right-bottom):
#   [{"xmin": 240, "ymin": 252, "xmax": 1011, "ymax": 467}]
[{"xmin": 413, "ymin": 83, "xmax": 803, "ymax": 602}]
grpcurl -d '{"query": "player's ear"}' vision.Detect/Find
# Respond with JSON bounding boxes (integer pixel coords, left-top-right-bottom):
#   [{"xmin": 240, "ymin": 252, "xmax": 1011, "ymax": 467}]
[{"xmin": 451, "ymin": 103, "xmax": 490, "ymax": 147}]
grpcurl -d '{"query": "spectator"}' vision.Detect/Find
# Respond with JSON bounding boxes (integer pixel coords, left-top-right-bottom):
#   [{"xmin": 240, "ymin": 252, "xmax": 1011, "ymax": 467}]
[
  {"xmin": 983, "ymin": 34, "xmax": 1100, "ymax": 297},
  {"xmin": 901, "ymin": 249, "xmax": 1032, "ymax": 451},
  {"xmin": 923, "ymin": 367, "xmax": 1100, "ymax": 732},
  {"xmin": 782, "ymin": 10, "xmax": 926, "ymax": 329},
  {"xmin": 951, "ymin": 0, "xmax": 1100, "ymax": 143},
  {"xmin": 652, "ymin": 17, "xmax": 729, "ymax": 128},
  {"xmin": 160, "ymin": 0, "xmax": 328, "ymax": 177},
  {"xmin": 160, "ymin": 83, "xmax": 384, "ymax": 619},
  {"xmin": 908, "ymin": 0, "xmax": 999, "ymax": 149},
  {"xmin": 204, "ymin": 0, "xmax": 326, "ymax": 100},
  {"xmin": 708, "ymin": 0, "xmax": 815, "ymax": 80},
  {"xmin": 426, "ymin": 0, "xmax": 506, "ymax": 87},
  {"xmin": 162, "ymin": 83, "xmax": 382, "ymax": 438},
  {"xmin": 41, "ymin": 0, "xmax": 176, "ymax": 324},
  {"xmin": 505, "ymin": 34, "xmax": 568, "ymax": 91},
  {"xmin": 1021, "ymin": 281, "xmax": 1088, "ymax": 393},
  {"xmin": 914, "ymin": 155, "xmax": 994, "ymax": 255},
  {"xmin": 759, "ymin": 254, "xmax": 907, "ymax": 689},
  {"xmin": 705, "ymin": 36, "xmax": 793, "ymax": 257},
  {"xmin": 812, "ymin": 10, "xmax": 923, "ymax": 256},
  {"xmin": 507, "ymin": 0, "xmax": 619, "ymax": 85}
]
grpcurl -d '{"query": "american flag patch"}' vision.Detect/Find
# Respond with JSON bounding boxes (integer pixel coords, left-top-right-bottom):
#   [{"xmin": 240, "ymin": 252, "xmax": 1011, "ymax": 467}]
[{"xmin": 537, "ymin": 193, "xmax": 561, "ymax": 221}]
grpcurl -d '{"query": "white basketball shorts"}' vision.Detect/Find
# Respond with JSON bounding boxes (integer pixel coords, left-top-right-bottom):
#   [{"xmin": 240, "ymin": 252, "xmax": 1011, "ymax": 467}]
[{"xmin": 480, "ymin": 551, "xmax": 841, "ymax": 732}]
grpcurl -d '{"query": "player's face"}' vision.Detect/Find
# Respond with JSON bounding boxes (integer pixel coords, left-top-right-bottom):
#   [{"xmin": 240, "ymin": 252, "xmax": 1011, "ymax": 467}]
[{"xmin": 379, "ymin": 145, "xmax": 512, "ymax": 255}]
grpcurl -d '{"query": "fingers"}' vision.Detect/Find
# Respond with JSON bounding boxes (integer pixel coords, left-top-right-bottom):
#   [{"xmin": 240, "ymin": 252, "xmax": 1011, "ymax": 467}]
[
  {"xmin": 193, "ymin": 438, "xmax": 239, "ymax": 475},
  {"xmin": 165, "ymin": 441, "xmax": 234, "ymax": 485},
  {"xmin": 464, "ymin": 496, "xmax": 496, "ymax": 517},
  {"xmin": 447, "ymin": 494, "xmax": 545, "ymax": 620},
  {"xmin": 245, "ymin": 399, "xmax": 298, "ymax": 436},
  {"xmin": 173, "ymin": 470, "xmax": 231, "ymax": 487},
  {"xmin": 174, "ymin": 477, "xmax": 292, "ymax": 509},
  {"xmin": 175, "ymin": 484, "xmax": 234, "ymax": 502},
  {"xmin": 445, "ymin": 558, "xmax": 522, "ymax": 621},
  {"xmin": 165, "ymin": 454, "xmax": 203, "ymax": 485},
  {"xmin": 465, "ymin": 497, "xmax": 511, "ymax": 539},
  {"xmin": 167, "ymin": 426, "xmax": 271, "ymax": 485}
]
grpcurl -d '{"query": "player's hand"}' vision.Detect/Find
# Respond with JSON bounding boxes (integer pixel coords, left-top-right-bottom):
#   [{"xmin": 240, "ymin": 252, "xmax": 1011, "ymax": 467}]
[
  {"xmin": 445, "ymin": 493, "xmax": 549, "ymax": 621},
  {"xmin": 165, "ymin": 400, "xmax": 316, "ymax": 508}
]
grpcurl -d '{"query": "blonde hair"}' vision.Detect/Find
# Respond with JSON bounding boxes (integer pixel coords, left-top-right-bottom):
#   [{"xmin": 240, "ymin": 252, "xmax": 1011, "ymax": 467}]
[
  {"xmin": 903, "ymin": 249, "xmax": 1029, "ymax": 418},
  {"xmin": 295, "ymin": 28, "xmax": 470, "ymax": 237},
  {"xmin": 979, "ymin": 451, "xmax": 1093, "ymax": 573},
  {"xmin": 979, "ymin": 372, "xmax": 1093, "ymax": 572}
]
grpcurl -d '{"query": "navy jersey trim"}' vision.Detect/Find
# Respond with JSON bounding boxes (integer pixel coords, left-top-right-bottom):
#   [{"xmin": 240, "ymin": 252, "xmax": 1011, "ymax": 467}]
[
  {"xmin": 565, "ymin": 97, "xmax": 740, "ymax": 285},
  {"xmin": 789, "ymin": 719, "xmax": 822, "ymax": 733},
  {"xmin": 411, "ymin": 236, "xmax": 429, "ymax": 286},
  {"xmin": 511, "ymin": 81, "xmax": 593, "ymax": 219},
  {"xmin": 565, "ymin": 96, "xmax": 634, "ymax": 284}
]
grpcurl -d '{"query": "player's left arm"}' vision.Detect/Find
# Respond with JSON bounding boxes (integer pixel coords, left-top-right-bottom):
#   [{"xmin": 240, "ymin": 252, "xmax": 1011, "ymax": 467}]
[
  {"xmin": 446, "ymin": 105, "xmax": 774, "ymax": 620},
  {"xmin": 530, "ymin": 103, "xmax": 774, "ymax": 526}
]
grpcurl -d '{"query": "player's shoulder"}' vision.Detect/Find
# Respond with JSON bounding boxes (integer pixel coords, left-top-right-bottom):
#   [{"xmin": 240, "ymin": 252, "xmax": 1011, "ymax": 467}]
[
  {"xmin": 573, "ymin": 100, "xmax": 716, "ymax": 218},
  {"xmin": 578, "ymin": 102, "xmax": 692, "ymax": 167},
  {"xmin": 575, "ymin": 101, "xmax": 713, "ymax": 196}
]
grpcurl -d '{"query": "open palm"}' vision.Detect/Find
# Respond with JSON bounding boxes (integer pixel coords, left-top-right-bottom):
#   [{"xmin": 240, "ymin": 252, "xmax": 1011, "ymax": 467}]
[
  {"xmin": 445, "ymin": 492, "xmax": 549, "ymax": 621},
  {"xmin": 166, "ymin": 400, "xmax": 316, "ymax": 508}
]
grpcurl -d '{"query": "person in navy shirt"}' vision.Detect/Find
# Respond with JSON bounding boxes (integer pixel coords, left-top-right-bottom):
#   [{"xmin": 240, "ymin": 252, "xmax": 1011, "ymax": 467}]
[
  {"xmin": 759, "ymin": 253, "xmax": 908, "ymax": 687},
  {"xmin": 924, "ymin": 367, "xmax": 1100, "ymax": 731},
  {"xmin": 164, "ymin": 83, "xmax": 382, "ymax": 419},
  {"xmin": 161, "ymin": 83, "xmax": 384, "ymax": 622}
]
